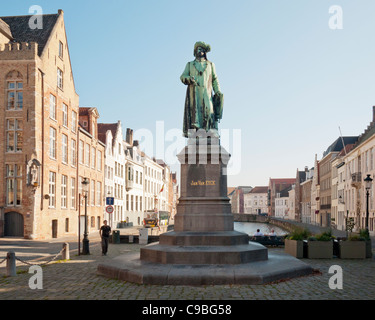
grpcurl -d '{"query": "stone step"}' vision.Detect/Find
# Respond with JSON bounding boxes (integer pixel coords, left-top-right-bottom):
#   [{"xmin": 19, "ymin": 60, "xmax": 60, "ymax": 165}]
[
  {"xmin": 159, "ymin": 231, "xmax": 249, "ymax": 246},
  {"xmin": 140, "ymin": 242, "xmax": 268, "ymax": 265}
]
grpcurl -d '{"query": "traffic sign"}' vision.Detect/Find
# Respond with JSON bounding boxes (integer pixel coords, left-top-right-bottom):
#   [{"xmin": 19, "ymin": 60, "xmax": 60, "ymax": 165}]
[
  {"xmin": 106, "ymin": 205, "xmax": 114, "ymax": 214},
  {"xmin": 106, "ymin": 197, "xmax": 114, "ymax": 205}
]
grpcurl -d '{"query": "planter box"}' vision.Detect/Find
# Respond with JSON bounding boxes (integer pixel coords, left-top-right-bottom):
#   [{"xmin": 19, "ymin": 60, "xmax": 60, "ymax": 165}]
[
  {"xmin": 307, "ymin": 241, "xmax": 333, "ymax": 259},
  {"xmin": 339, "ymin": 241, "xmax": 366, "ymax": 259},
  {"xmin": 285, "ymin": 239, "xmax": 304, "ymax": 258}
]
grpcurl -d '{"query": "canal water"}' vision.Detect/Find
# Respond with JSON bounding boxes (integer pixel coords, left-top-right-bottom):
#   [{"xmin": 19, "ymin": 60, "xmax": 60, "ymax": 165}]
[{"xmin": 234, "ymin": 222, "xmax": 288, "ymax": 236}]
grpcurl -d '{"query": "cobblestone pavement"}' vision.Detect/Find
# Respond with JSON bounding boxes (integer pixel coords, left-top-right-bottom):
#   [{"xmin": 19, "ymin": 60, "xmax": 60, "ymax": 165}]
[{"xmin": 0, "ymin": 236, "xmax": 374, "ymax": 301}]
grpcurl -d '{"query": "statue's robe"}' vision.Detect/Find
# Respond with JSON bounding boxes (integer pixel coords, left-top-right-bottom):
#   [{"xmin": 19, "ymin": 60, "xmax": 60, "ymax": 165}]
[{"xmin": 180, "ymin": 59, "xmax": 221, "ymax": 137}]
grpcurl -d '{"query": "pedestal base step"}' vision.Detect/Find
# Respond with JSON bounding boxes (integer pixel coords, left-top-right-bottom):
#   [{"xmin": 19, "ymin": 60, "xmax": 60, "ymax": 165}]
[
  {"xmin": 97, "ymin": 251, "xmax": 314, "ymax": 285},
  {"xmin": 159, "ymin": 231, "xmax": 249, "ymax": 246},
  {"xmin": 140, "ymin": 242, "xmax": 268, "ymax": 264}
]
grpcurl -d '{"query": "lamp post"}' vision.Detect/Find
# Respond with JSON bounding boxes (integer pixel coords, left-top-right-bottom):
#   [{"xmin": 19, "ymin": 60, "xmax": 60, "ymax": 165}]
[
  {"xmin": 81, "ymin": 177, "xmax": 90, "ymax": 255},
  {"xmin": 364, "ymin": 174, "xmax": 373, "ymax": 234}
]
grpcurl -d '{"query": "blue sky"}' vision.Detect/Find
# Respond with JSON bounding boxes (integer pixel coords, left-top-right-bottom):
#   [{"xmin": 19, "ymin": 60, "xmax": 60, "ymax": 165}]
[{"xmin": 4, "ymin": 1, "xmax": 375, "ymax": 187}]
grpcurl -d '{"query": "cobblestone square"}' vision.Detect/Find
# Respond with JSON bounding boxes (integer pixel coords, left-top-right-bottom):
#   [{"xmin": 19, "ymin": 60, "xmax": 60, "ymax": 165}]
[{"xmin": 1, "ymin": 236, "xmax": 374, "ymax": 301}]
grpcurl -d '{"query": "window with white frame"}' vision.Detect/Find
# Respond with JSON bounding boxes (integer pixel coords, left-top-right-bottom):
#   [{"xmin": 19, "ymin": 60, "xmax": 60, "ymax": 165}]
[
  {"xmin": 49, "ymin": 171, "xmax": 56, "ymax": 208},
  {"xmin": 72, "ymin": 110, "xmax": 77, "ymax": 133},
  {"xmin": 71, "ymin": 139, "xmax": 76, "ymax": 166},
  {"xmin": 49, "ymin": 127, "xmax": 57, "ymax": 159},
  {"xmin": 6, "ymin": 80, "xmax": 23, "ymax": 110},
  {"xmin": 62, "ymin": 134, "xmax": 68, "ymax": 163},
  {"xmin": 61, "ymin": 175, "xmax": 67, "ymax": 208},
  {"xmin": 97, "ymin": 150, "xmax": 102, "ymax": 171},
  {"xmin": 57, "ymin": 68, "xmax": 63, "ymax": 89},
  {"xmin": 79, "ymin": 140, "xmax": 84, "ymax": 164},
  {"xmin": 62, "ymin": 103, "xmax": 68, "ymax": 127},
  {"xmin": 96, "ymin": 181, "xmax": 101, "ymax": 206},
  {"xmin": 50, "ymin": 94, "xmax": 56, "ymax": 120},
  {"xmin": 91, "ymin": 180, "xmax": 95, "ymax": 206},
  {"xmin": 6, "ymin": 164, "xmax": 22, "ymax": 206},
  {"xmin": 6, "ymin": 119, "xmax": 23, "ymax": 152},
  {"xmin": 85, "ymin": 143, "xmax": 90, "ymax": 166},
  {"xmin": 91, "ymin": 147, "xmax": 96, "ymax": 169},
  {"xmin": 71, "ymin": 177, "xmax": 76, "ymax": 209},
  {"xmin": 59, "ymin": 41, "xmax": 64, "ymax": 59}
]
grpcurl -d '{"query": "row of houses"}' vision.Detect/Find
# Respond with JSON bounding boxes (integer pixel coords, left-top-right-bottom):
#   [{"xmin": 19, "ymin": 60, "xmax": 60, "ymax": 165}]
[
  {"xmin": 231, "ymin": 107, "xmax": 375, "ymax": 236},
  {"xmin": 0, "ymin": 10, "xmax": 178, "ymax": 240}
]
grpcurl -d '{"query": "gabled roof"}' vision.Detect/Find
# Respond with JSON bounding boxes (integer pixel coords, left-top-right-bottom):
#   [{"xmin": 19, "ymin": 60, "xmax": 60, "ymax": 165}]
[
  {"xmin": 323, "ymin": 136, "xmax": 358, "ymax": 158},
  {"xmin": 338, "ymin": 143, "xmax": 355, "ymax": 157},
  {"xmin": 227, "ymin": 187, "xmax": 236, "ymax": 196},
  {"xmin": 250, "ymin": 186, "xmax": 268, "ymax": 194},
  {"xmin": 0, "ymin": 14, "xmax": 59, "ymax": 56}
]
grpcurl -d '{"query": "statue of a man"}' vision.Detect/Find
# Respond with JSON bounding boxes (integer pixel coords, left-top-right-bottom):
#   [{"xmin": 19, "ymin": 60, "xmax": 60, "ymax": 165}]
[{"xmin": 180, "ymin": 41, "xmax": 223, "ymax": 138}]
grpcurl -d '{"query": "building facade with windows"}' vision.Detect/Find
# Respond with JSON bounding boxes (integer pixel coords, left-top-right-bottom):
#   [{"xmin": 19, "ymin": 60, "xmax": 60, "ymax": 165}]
[
  {"xmin": 0, "ymin": 10, "xmax": 87, "ymax": 239},
  {"xmin": 123, "ymin": 134, "xmax": 145, "ymax": 227},
  {"xmin": 98, "ymin": 121, "xmax": 126, "ymax": 228},
  {"xmin": 268, "ymin": 178, "xmax": 295, "ymax": 217},
  {"xmin": 243, "ymin": 186, "xmax": 268, "ymax": 214},
  {"xmin": 318, "ymin": 136, "xmax": 358, "ymax": 227},
  {"xmin": 77, "ymin": 107, "xmax": 105, "ymax": 236}
]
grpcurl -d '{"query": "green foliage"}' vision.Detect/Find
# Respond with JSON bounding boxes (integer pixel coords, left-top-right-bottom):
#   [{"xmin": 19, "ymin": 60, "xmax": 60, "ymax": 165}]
[
  {"xmin": 286, "ymin": 227, "xmax": 311, "ymax": 241},
  {"xmin": 309, "ymin": 230, "xmax": 333, "ymax": 241},
  {"xmin": 359, "ymin": 229, "xmax": 370, "ymax": 240},
  {"xmin": 348, "ymin": 234, "xmax": 366, "ymax": 241}
]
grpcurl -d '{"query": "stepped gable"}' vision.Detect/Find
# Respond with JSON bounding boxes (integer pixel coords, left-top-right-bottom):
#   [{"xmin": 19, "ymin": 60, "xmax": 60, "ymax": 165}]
[{"xmin": 97, "ymin": 123, "xmax": 118, "ymax": 145}]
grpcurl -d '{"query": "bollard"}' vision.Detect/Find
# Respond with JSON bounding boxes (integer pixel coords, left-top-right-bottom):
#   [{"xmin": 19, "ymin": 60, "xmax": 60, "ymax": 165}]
[
  {"xmin": 6, "ymin": 251, "xmax": 16, "ymax": 277},
  {"xmin": 139, "ymin": 228, "xmax": 149, "ymax": 245},
  {"xmin": 62, "ymin": 242, "xmax": 70, "ymax": 260},
  {"xmin": 129, "ymin": 235, "xmax": 134, "ymax": 243}
]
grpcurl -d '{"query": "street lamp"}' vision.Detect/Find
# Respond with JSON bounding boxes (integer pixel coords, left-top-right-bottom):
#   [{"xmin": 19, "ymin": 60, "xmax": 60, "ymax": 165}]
[
  {"xmin": 81, "ymin": 177, "xmax": 90, "ymax": 255},
  {"xmin": 364, "ymin": 174, "xmax": 373, "ymax": 234}
]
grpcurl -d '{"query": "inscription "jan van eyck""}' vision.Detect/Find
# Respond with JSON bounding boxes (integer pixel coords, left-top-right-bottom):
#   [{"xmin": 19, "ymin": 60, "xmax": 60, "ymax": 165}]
[{"xmin": 190, "ymin": 180, "xmax": 216, "ymax": 186}]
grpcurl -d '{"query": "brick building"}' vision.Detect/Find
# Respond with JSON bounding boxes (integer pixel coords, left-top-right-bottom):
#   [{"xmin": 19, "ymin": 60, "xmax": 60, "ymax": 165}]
[
  {"xmin": 77, "ymin": 107, "xmax": 105, "ymax": 234},
  {"xmin": 268, "ymin": 178, "xmax": 296, "ymax": 217},
  {"xmin": 318, "ymin": 136, "xmax": 358, "ymax": 227},
  {"xmin": 0, "ymin": 10, "xmax": 104, "ymax": 239}
]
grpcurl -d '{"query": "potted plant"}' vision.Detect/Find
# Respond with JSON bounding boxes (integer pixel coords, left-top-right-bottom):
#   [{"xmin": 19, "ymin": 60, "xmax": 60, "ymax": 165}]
[
  {"xmin": 339, "ymin": 233, "xmax": 366, "ymax": 259},
  {"xmin": 307, "ymin": 230, "xmax": 333, "ymax": 259},
  {"xmin": 284, "ymin": 228, "xmax": 311, "ymax": 258}
]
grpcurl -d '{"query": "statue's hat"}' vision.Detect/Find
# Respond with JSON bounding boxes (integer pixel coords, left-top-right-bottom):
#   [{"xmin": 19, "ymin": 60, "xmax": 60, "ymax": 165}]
[{"xmin": 194, "ymin": 41, "xmax": 211, "ymax": 56}]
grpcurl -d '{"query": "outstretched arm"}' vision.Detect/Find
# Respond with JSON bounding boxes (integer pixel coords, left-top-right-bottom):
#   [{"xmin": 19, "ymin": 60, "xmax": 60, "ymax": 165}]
[{"xmin": 180, "ymin": 62, "xmax": 196, "ymax": 85}]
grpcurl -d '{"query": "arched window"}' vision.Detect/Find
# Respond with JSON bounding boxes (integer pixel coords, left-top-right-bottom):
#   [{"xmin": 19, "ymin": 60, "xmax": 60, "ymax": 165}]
[{"xmin": 6, "ymin": 70, "xmax": 23, "ymax": 110}]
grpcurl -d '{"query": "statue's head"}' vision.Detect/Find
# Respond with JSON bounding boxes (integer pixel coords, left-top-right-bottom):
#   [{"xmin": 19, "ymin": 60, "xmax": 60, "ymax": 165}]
[{"xmin": 194, "ymin": 41, "xmax": 211, "ymax": 59}]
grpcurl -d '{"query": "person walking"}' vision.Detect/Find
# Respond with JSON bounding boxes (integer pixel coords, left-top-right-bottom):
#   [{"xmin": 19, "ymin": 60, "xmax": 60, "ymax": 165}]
[{"xmin": 99, "ymin": 220, "xmax": 111, "ymax": 256}]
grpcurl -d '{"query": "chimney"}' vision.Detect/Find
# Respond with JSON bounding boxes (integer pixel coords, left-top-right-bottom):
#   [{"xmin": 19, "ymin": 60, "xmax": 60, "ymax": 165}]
[
  {"xmin": 126, "ymin": 128, "xmax": 133, "ymax": 146},
  {"xmin": 305, "ymin": 166, "xmax": 308, "ymax": 172},
  {"xmin": 133, "ymin": 140, "xmax": 139, "ymax": 147}
]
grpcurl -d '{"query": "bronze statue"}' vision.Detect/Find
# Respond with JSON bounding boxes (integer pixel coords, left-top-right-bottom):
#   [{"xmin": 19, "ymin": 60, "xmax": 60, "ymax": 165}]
[{"xmin": 180, "ymin": 42, "xmax": 223, "ymax": 138}]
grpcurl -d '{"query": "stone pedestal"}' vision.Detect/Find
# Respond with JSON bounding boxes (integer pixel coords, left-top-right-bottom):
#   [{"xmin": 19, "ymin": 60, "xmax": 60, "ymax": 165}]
[{"xmin": 140, "ymin": 137, "xmax": 268, "ymax": 265}]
